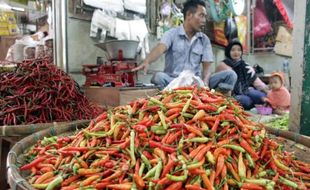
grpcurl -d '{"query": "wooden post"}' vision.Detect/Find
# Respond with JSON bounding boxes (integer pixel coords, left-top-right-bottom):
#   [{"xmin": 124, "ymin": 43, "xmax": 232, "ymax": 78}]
[
  {"xmin": 289, "ymin": 0, "xmax": 310, "ymax": 136},
  {"xmin": 299, "ymin": 0, "xmax": 310, "ymax": 136}
]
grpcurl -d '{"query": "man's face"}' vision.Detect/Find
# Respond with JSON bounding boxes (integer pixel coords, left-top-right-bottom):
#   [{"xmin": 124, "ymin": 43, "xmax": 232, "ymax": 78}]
[{"xmin": 187, "ymin": 5, "xmax": 206, "ymax": 32}]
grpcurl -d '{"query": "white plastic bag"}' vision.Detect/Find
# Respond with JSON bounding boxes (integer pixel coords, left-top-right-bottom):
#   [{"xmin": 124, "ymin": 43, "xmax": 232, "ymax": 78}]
[
  {"xmin": 84, "ymin": 0, "xmax": 124, "ymax": 13},
  {"xmin": 164, "ymin": 70, "xmax": 205, "ymax": 91},
  {"xmin": 124, "ymin": 0, "xmax": 146, "ymax": 15}
]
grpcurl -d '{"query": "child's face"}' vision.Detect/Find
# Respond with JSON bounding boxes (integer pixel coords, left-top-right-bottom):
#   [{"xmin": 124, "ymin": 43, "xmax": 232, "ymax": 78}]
[
  {"xmin": 269, "ymin": 76, "xmax": 282, "ymax": 90},
  {"xmin": 230, "ymin": 45, "xmax": 242, "ymax": 60}
]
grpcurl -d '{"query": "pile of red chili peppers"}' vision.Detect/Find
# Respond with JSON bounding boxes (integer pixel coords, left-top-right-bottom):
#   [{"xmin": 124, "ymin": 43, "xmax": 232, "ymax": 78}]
[
  {"xmin": 0, "ymin": 58, "xmax": 103, "ymax": 125},
  {"xmin": 20, "ymin": 86, "xmax": 309, "ymax": 190}
]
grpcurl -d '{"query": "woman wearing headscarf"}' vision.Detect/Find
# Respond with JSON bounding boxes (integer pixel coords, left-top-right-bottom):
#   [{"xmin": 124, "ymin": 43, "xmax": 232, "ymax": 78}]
[{"xmin": 215, "ymin": 39, "xmax": 268, "ymax": 110}]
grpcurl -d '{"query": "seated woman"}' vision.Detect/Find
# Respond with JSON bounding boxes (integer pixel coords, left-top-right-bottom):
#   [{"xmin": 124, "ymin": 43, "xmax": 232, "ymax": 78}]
[{"xmin": 215, "ymin": 39, "xmax": 268, "ymax": 110}]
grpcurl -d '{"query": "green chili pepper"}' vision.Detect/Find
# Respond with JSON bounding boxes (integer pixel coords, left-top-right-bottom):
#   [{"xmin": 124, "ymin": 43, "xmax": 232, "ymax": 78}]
[
  {"xmin": 175, "ymin": 90, "xmax": 193, "ymax": 94},
  {"xmin": 181, "ymin": 94, "xmax": 193, "ymax": 114},
  {"xmin": 149, "ymin": 97, "xmax": 163, "ymax": 106},
  {"xmin": 181, "ymin": 113, "xmax": 194, "ymax": 118},
  {"xmin": 206, "ymin": 151, "xmax": 215, "ymax": 165},
  {"xmin": 148, "ymin": 182, "xmax": 153, "ymax": 190},
  {"xmin": 220, "ymin": 121, "xmax": 230, "ymax": 127},
  {"xmin": 141, "ymin": 153, "xmax": 151, "ymax": 169},
  {"xmin": 151, "ymin": 125, "xmax": 164, "ymax": 132},
  {"xmin": 158, "ymin": 111, "xmax": 168, "ymax": 130},
  {"xmin": 205, "ymin": 169, "xmax": 211, "ymax": 176},
  {"xmin": 73, "ymin": 163, "xmax": 79, "ymax": 175},
  {"xmin": 154, "ymin": 129, "xmax": 167, "ymax": 135},
  {"xmin": 143, "ymin": 161, "xmax": 161, "ymax": 179},
  {"xmin": 216, "ymin": 105, "xmax": 227, "ymax": 114},
  {"xmin": 83, "ymin": 122, "xmax": 120, "ymax": 137},
  {"xmin": 130, "ymin": 130, "xmax": 136, "ymax": 168},
  {"xmin": 185, "ymin": 137, "xmax": 210, "ymax": 143},
  {"xmin": 271, "ymin": 150, "xmax": 290, "ymax": 171},
  {"xmin": 222, "ymin": 144, "xmax": 245, "ymax": 152},
  {"xmin": 32, "ymin": 184, "xmax": 48, "ymax": 189},
  {"xmin": 150, "ymin": 97, "xmax": 166, "ymax": 111},
  {"xmin": 238, "ymin": 152, "xmax": 246, "ymax": 179},
  {"xmin": 189, "ymin": 176, "xmax": 201, "ymax": 185},
  {"xmin": 154, "ymin": 161, "xmax": 163, "ymax": 180},
  {"xmin": 46, "ymin": 175, "xmax": 63, "ymax": 190},
  {"xmin": 177, "ymin": 137, "xmax": 184, "ymax": 151},
  {"xmin": 41, "ymin": 136, "xmax": 57, "ymax": 146},
  {"xmin": 279, "ymin": 176, "xmax": 298, "ymax": 189},
  {"xmin": 166, "ymin": 155, "xmax": 188, "ymax": 182},
  {"xmin": 139, "ymin": 163, "xmax": 145, "ymax": 176},
  {"xmin": 256, "ymin": 171, "xmax": 267, "ymax": 178},
  {"xmin": 138, "ymin": 111, "xmax": 145, "ymax": 121},
  {"xmin": 245, "ymin": 153, "xmax": 255, "ymax": 168},
  {"xmin": 131, "ymin": 181, "xmax": 138, "ymax": 190},
  {"xmin": 244, "ymin": 179, "xmax": 273, "ymax": 186}
]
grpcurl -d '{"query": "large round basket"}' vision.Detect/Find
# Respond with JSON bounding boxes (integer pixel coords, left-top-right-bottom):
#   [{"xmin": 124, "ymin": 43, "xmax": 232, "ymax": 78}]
[
  {"xmin": 0, "ymin": 120, "xmax": 90, "ymax": 189},
  {"xmin": 7, "ymin": 121, "xmax": 90, "ymax": 190},
  {"xmin": 6, "ymin": 124, "xmax": 310, "ymax": 190}
]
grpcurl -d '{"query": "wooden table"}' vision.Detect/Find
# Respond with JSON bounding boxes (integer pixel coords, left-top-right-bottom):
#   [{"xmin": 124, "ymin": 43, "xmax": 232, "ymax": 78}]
[{"xmin": 83, "ymin": 86, "xmax": 159, "ymax": 107}]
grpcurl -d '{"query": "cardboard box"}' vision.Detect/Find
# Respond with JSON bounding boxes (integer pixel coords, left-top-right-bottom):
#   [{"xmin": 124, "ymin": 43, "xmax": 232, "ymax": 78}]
[
  {"xmin": 8, "ymin": 24, "xmax": 19, "ymax": 35},
  {"xmin": 83, "ymin": 87, "xmax": 159, "ymax": 107},
  {"xmin": 274, "ymin": 26, "xmax": 292, "ymax": 57},
  {"xmin": 0, "ymin": 28, "xmax": 9, "ymax": 36}
]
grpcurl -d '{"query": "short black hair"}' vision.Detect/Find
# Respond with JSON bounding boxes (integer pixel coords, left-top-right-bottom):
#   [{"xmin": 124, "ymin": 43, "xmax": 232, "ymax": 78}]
[{"xmin": 183, "ymin": 0, "xmax": 206, "ymax": 19}]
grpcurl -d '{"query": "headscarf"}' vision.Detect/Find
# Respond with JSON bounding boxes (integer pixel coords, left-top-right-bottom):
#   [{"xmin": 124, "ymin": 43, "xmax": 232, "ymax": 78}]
[
  {"xmin": 223, "ymin": 39, "xmax": 257, "ymax": 95},
  {"xmin": 271, "ymin": 72, "xmax": 284, "ymax": 85}
]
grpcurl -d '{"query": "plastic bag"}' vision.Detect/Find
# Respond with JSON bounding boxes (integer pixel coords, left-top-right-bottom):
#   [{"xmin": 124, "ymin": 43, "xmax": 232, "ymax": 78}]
[
  {"xmin": 214, "ymin": 21, "xmax": 228, "ymax": 46},
  {"xmin": 224, "ymin": 17, "xmax": 238, "ymax": 42},
  {"xmin": 235, "ymin": 15, "xmax": 247, "ymax": 52},
  {"xmin": 164, "ymin": 70, "xmax": 205, "ymax": 91},
  {"xmin": 124, "ymin": 0, "xmax": 146, "ymax": 15},
  {"xmin": 83, "ymin": 0, "xmax": 124, "ymax": 13},
  {"xmin": 254, "ymin": 0, "xmax": 272, "ymax": 39}
]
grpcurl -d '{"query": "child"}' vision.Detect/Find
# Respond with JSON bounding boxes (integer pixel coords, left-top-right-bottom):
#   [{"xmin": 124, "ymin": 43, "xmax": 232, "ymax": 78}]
[{"xmin": 263, "ymin": 72, "xmax": 290, "ymax": 115}]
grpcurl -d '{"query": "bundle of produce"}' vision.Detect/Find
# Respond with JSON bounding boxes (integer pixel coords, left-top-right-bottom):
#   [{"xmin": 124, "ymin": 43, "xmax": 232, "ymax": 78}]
[
  {"xmin": 0, "ymin": 58, "xmax": 103, "ymax": 125},
  {"xmin": 19, "ymin": 86, "xmax": 309, "ymax": 190},
  {"xmin": 266, "ymin": 114, "xmax": 289, "ymax": 131}
]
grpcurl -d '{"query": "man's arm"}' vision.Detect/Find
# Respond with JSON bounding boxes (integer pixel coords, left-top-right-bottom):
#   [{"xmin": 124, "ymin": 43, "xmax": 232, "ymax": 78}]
[
  {"xmin": 132, "ymin": 43, "xmax": 167, "ymax": 74},
  {"xmin": 202, "ymin": 62, "xmax": 213, "ymax": 87}
]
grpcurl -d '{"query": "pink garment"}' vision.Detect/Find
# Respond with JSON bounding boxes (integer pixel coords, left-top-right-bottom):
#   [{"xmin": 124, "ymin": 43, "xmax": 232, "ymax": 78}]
[{"xmin": 266, "ymin": 86, "xmax": 291, "ymax": 110}]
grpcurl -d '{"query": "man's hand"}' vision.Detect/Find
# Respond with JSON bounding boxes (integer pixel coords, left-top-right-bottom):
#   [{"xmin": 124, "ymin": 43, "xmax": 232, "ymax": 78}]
[{"xmin": 131, "ymin": 61, "xmax": 149, "ymax": 75}]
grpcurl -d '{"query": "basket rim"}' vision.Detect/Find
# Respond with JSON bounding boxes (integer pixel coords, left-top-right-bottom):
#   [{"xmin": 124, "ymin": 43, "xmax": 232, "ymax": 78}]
[
  {"xmin": 6, "ymin": 121, "xmax": 90, "ymax": 190},
  {"xmin": 0, "ymin": 120, "xmax": 90, "ymax": 137}
]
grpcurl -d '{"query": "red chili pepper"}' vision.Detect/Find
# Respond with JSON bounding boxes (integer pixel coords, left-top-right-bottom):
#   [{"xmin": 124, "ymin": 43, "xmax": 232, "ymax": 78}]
[
  {"xmin": 20, "ymin": 156, "xmax": 47, "ymax": 170},
  {"xmin": 165, "ymin": 182, "xmax": 183, "ymax": 190},
  {"xmin": 143, "ymin": 151, "xmax": 154, "ymax": 160},
  {"xmin": 149, "ymin": 140, "xmax": 176, "ymax": 153},
  {"xmin": 260, "ymin": 138, "xmax": 268, "ymax": 159},
  {"xmin": 160, "ymin": 155, "xmax": 175, "ymax": 178},
  {"xmin": 132, "ymin": 124, "xmax": 147, "ymax": 133},
  {"xmin": 240, "ymin": 138, "xmax": 259, "ymax": 161}
]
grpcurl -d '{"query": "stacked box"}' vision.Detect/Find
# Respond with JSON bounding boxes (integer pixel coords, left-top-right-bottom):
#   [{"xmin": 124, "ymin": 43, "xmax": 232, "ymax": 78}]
[{"xmin": 0, "ymin": 11, "xmax": 19, "ymax": 36}]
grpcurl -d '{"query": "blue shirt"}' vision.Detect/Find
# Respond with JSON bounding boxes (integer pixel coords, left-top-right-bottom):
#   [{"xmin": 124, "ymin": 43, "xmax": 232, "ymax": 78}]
[{"xmin": 160, "ymin": 25, "xmax": 214, "ymax": 77}]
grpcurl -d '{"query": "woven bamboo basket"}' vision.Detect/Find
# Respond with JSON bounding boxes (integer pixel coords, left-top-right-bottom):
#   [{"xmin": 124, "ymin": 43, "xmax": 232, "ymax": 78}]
[
  {"xmin": 6, "ymin": 124, "xmax": 310, "ymax": 190},
  {"xmin": 6, "ymin": 121, "xmax": 90, "ymax": 190},
  {"xmin": 0, "ymin": 120, "xmax": 90, "ymax": 137}
]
